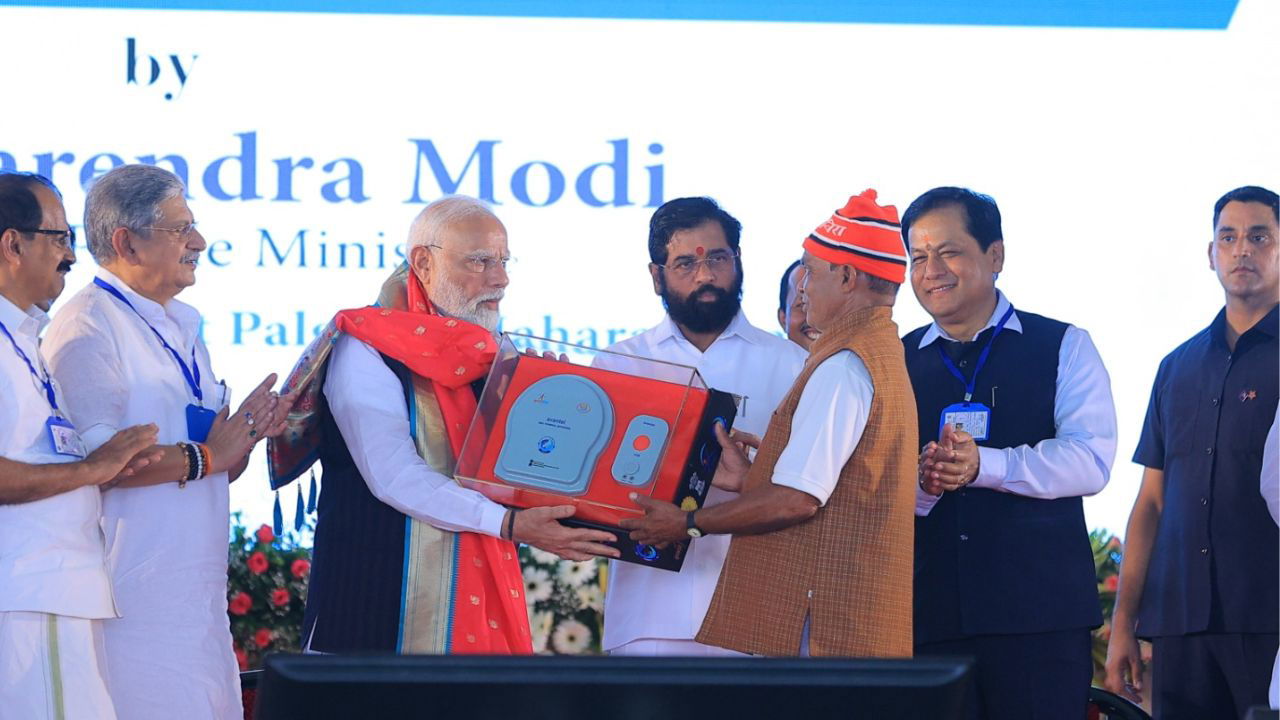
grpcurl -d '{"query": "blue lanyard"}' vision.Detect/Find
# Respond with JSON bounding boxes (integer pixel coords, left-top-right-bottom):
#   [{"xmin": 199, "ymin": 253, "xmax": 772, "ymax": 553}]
[
  {"xmin": 935, "ymin": 305, "xmax": 1016, "ymax": 403},
  {"xmin": 93, "ymin": 277, "xmax": 203, "ymax": 405},
  {"xmin": 0, "ymin": 318, "xmax": 60, "ymax": 412}
]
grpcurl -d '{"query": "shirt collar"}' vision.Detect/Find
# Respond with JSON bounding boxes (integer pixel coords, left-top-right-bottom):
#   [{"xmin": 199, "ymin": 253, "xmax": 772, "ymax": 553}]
[
  {"xmin": 0, "ymin": 293, "xmax": 49, "ymax": 340},
  {"xmin": 917, "ymin": 289, "xmax": 1022, "ymax": 349},
  {"xmin": 94, "ymin": 267, "xmax": 203, "ymax": 338},
  {"xmin": 655, "ymin": 309, "xmax": 763, "ymax": 350},
  {"xmin": 1210, "ymin": 303, "xmax": 1280, "ymax": 348}
]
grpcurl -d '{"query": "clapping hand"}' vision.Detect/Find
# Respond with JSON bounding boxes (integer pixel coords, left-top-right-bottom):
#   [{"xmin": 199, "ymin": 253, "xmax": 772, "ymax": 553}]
[
  {"xmin": 205, "ymin": 373, "xmax": 295, "ymax": 474},
  {"xmin": 918, "ymin": 423, "xmax": 979, "ymax": 495}
]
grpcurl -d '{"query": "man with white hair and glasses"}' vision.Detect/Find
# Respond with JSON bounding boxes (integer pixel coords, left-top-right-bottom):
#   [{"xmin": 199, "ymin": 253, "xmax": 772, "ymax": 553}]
[
  {"xmin": 268, "ymin": 195, "xmax": 618, "ymax": 655},
  {"xmin": 44, "ymin": 164, "xmax": 293, "ymax": 720}
]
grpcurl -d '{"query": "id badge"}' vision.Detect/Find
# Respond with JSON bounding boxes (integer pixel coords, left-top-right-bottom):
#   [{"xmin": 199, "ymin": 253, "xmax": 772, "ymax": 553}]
[
  {"xmin": 939, "ymin": 402, "xmax": 991, "ymax": 442},
  {"xmin": 47, "ymin": 416, "xmax": 87, "ymax": 458},
  {"xmin": 186, "ymin": 403, "xmax": 217, "ymax": 443}
]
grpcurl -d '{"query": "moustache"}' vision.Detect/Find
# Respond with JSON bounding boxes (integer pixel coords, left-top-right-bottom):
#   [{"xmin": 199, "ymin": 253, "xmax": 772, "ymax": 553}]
[{"xmin": 56, "ymin": 261, "xmax": 74, "ymax": 273}]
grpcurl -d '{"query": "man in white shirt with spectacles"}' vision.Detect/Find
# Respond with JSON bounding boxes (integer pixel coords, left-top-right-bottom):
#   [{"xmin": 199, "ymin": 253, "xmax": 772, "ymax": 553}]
[
  {"xmin": 596, "ymin": 196, "xmax": 806, "ymax": 656},
  {"xmin": 0, "ymin": 172, "xmax": 161, "ymax": 720}
]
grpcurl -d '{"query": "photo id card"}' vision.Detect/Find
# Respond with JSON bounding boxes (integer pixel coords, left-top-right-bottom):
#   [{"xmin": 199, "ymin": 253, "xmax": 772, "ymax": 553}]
[
  {"xmin": 939, "ymin": 402, "xmax": 991, "ymax": 442},
  {"xmin": 186, "ymin": 403, "xmax": 217, "ymax": 443},
  {"xmin": 47, "ymin": 416, "xmax": 87, "ymax": 458}
]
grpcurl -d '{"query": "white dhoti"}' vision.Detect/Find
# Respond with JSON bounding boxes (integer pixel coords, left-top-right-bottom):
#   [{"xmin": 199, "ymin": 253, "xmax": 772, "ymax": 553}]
[
  {"xmin": 101, "ymin": 575, "xmax": 242, "ymax": 720},
  {"xmin": 0, "ymin": 611, "xmax": 116, "ymax": 720}
]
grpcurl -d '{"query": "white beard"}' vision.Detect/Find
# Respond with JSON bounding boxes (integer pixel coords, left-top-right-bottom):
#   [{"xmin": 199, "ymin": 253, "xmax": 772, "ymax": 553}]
[{"xmin": 431, "ymin": 275, "xmax": 502, "ymax": 332}]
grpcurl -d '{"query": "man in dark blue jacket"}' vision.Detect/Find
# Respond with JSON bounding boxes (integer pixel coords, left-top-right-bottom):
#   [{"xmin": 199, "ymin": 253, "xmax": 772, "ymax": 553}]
[{"xmin": 904, "ymin": 187, "xmax": 1118, "ymax": 720}]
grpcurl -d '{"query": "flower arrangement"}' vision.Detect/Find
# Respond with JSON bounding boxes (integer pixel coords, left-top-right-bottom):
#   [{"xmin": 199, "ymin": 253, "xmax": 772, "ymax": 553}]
[
  {"xmin": 227, "ymin": 513, "xmax": 312, "ymax": 670},
  {"xmin": 1090, "ymin": 528, "xmax": 1152, "ymax": 685},
  {"xmin": 519, "ymin": 545, "xmax": 606, "ymax": 654}
]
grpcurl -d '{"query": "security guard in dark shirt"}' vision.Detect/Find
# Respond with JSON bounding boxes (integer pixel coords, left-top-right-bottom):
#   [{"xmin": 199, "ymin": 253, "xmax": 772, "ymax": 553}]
[{"xmin": 1106, "ymin": 185, "xmax": 1279, "ymax": 719}]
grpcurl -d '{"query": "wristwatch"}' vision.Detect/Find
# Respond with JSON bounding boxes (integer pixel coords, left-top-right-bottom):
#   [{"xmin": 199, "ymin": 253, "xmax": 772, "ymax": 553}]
[{"xmin": 686, "ymin": 511, "xmax": 704, "ymax": 538}]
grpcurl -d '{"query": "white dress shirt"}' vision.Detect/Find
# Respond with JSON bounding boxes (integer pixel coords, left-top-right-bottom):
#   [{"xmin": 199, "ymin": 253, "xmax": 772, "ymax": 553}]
[
  {"xmin": 913, "ymin": 291, "xmax": 1118, "ymax": 516},
  {"xmin": 322, "ymin": 332, "xmax": 508, "ymax": 537},
  {"xmin": 594, "ymin": 311, "xmax": 806, "ymax": 651},
  {"xmin": 44, "ymin": 269, "xmax": 240, "ymax": 720},
  {"xmin": 0, "ymin": 295, "xmax": 115, "ymax": 619}
]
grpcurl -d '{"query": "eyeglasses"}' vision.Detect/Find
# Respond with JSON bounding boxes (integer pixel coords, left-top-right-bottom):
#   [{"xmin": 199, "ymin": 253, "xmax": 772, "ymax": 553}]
[
  {"xmin": 657, "ymin": 249, "xmax": 738, "ymax": 278},
  {"xmin": 427, "ymin": 244, "xmax": 514, "ymax": 274},
  {"xmin": 139, "ymin": 222, "xmax": 200, "ymax": 240},
  {"xmin": 16, "ymin": 227, "xmax": 75, "ymax": 250}
]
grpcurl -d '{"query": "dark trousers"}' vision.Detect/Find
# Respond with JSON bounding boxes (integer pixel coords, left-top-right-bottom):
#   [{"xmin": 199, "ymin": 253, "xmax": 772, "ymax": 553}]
[
  {"xmin": 915, "ymin": 629, "xmax": 1093, "ymax": 720},
  {"xmin": 1152, "ymin": 633, "xmax": 1278, "ymax": 720}
]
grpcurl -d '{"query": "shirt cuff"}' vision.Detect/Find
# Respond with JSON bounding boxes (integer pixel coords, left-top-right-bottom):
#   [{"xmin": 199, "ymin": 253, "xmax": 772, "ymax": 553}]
[
  {"xmin": 479, "ymin": 500, "xmax": 509, "ymax": 539},
  {"xmin": 915, "ymin": 486, "xmax": 942, "ymax": 516},
  {"xmin": 971, "ymin": 446, "xmax": 1008, "ymax": 490},
  {"xmin": 771, "ymin": 471, "xmax": 831, "ymax": 507}
]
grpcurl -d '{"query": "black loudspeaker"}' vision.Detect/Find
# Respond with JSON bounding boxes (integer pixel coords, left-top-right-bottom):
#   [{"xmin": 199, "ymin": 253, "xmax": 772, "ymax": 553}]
[{"xmin": 254, "ymin": 653, "xmax": 973, "ymax": 720}]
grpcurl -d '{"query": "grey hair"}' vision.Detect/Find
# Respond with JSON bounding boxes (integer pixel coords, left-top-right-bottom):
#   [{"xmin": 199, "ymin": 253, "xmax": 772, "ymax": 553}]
[
  {"xmin": 407, "ymin": 195, "xmax": 498, "ymax": 252},
  {"xmin": 85, "ymin": 164, "xmax": 186, "ymax": 264}
]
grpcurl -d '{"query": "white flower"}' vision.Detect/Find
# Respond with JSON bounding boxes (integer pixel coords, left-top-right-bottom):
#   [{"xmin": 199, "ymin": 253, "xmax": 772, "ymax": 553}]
[
  {"xmin": 529, "ymin": 610, "xmax": 554, "ymax": 654},
  {"xmin": 528, "ymin": 547, "xmax": 560, "ymax": 565},
  {"xmin": 522, "ymin": 566, "xmax": 552, "ymax": 603},
  {"xmin": 575, "ymin": 584, "xmax": 604, "ymax": 612},
  {"xmin": 556, "ymin": 559, "xmax": 598, "ymax": 588},
  {"xmin": 551, "ymin": 618, "xmax": 592, "ymax": 654}
]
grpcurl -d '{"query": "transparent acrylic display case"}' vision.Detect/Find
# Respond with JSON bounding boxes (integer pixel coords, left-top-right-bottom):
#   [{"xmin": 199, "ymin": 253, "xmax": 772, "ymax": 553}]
[{"xmin": 455, "ymin": 333, "xmax": 738, "ymax": 570}]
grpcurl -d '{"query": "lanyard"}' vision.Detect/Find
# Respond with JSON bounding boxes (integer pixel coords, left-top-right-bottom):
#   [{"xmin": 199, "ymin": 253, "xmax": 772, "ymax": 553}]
[
  {"xmin": 935, "ymin": 305, "xmax": 1015, "ymax": 403},
  {"xmin": 0, "ymin": 318, "xmax": 60, "ymax": 412},
  {"xmin": 93, "ymin": 277, "xmax": 203, "ymax": 405}
]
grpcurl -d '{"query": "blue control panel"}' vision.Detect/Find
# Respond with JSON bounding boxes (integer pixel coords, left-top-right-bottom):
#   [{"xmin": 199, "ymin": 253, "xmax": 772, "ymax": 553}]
[{"xmin": 494, "ymin": 374, "xmax": 614, "ymax": 495}]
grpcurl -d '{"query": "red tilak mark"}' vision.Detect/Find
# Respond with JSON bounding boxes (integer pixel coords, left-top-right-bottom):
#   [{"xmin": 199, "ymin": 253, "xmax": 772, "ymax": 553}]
[{"xmin": 695, "ymin": 246, "xmax": 705, "ymax": 256}]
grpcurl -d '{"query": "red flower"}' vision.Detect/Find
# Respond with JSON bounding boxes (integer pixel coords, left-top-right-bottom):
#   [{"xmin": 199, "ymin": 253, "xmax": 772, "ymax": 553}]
[
  {"xmin": 256, "ymin": 525, "xmax": 275, "ymax": 545},
  {"xmin": 234, "ymin": 645, "xmax": 249, "ymax": 671},
  {"xmin": 1104, "ymin": 575, "xmax": 1119, "ymax": 591},
  {"xmin": 271, "ymin": 588, "xmax": 291, "ymax": 607},
  {"xmin": 254, "ymin": 628, "xmax": 273, "ymax": 648},
  {"xmin": 291, "ymin": 558, "xmax": 311, "ymax": 578},
  {"xmin": 248, "ymin": 551, "xmax": 269, "ymax": 574},
  {"xmin": 229, "ymin": 591, "xmax": 252, "ymax": 616}
]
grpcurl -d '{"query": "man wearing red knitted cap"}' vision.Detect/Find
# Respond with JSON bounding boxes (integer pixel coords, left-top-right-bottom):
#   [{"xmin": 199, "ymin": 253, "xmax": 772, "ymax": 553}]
[{"xmin": 623, "ymin": 189, "xmax": 918, "ymax": 656}]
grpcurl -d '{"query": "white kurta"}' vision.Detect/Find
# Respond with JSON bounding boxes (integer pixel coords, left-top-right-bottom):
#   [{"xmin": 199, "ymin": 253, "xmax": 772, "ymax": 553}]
[
  {"xmin": 0, "ymin": 296, "xmax": 116, "ymax": 720},
  {"xmin": 44, "ymin": 269, "xmax": 240, "ymax": 720},
  {"xmin": 594, "ymin": 311, "xmax": 805, "ymax": 653}
]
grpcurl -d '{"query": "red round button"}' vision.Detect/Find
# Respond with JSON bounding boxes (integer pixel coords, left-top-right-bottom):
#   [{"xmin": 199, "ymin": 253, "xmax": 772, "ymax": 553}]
[{"xmin": 632, "ymin": 435, "xmax": 651, "ymax": 451}]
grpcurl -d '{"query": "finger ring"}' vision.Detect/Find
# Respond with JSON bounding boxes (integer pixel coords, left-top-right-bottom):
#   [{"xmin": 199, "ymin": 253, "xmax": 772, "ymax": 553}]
[{"xmin": 249, "ymin": 429, "xmax": 258, "ymax": 438}]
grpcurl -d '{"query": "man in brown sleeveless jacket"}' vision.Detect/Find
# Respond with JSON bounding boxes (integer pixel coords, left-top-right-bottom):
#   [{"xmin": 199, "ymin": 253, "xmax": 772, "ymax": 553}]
[{"xmin": 623, "ymin": 190, "xmax": 917, "ymax": 657}]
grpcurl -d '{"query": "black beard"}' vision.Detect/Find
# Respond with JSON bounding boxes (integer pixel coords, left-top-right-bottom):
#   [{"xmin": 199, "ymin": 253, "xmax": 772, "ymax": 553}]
[{"xmin": 660, "ymin": 274, "xmax": 743, "ymax": 335}]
